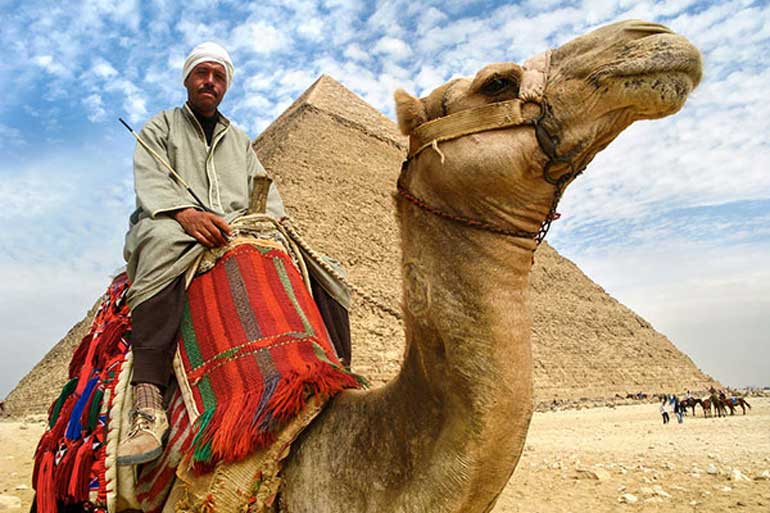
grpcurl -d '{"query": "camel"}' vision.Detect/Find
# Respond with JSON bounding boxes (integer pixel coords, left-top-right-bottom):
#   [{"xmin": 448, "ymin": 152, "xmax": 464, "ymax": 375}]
[
  {"xmin": 277, "ymin": 20, "xmax": 702, "ymax": 513},
  {"xmin": 77, "ymin": 19, "xmax": 702, "ymax": 513}
]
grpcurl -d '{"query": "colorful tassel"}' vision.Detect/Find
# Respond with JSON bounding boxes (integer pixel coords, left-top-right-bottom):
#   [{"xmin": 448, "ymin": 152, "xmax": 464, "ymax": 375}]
[
  {"xmin": 48, "ymin": 378, "xmax": 78, "ymax": 428},
  {"xmin": 35, "ymin": 451, "xmax": 57, "ymax": 513},
  {"xmin": 68, "ymin": 435, "xmax": 96, "ymax": 502},
  {"xmin": 86, "ymin": 388, "xmax": 105, "ymax": 434},
  {"xmin": 65, "ymin": 376, "xmax": 99, "ymax": 441}
]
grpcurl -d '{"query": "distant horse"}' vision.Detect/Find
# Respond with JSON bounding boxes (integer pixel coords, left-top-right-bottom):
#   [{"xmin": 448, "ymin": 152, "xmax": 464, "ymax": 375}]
[
  {"xmin": 729, "ymin": 397, "xmax": 752, "ymax": 415},
  {"xmin": 679, "ymin": 397, "xmax": 702, "ymax": 416},
  {"xmin": 717, "ymin": 393, "xmax": 738, "ymax": 416}
]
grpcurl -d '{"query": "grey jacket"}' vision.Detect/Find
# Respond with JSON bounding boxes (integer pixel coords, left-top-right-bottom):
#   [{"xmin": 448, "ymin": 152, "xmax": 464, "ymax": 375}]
[
  {"xmin": 123, "ymin": 104, "xmax": 285, "ymax": 309},
  {"xmin": 123, "ymin": 103, "xmax": 350, "ymax": 311}
]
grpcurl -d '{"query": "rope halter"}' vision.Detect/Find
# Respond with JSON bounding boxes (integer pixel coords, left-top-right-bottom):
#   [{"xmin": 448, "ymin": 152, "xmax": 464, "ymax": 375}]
[{"xmin": 397, "ymin": 50, "xmax": 585, "ymax": 248}]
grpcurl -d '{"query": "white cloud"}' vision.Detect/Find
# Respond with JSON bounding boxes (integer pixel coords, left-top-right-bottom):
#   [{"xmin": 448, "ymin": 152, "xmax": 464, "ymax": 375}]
[
  {"xmin": 32, "ymin": 55, "xmax": 67, "ymax": 76},
  {"xmin": 278, "ymin": 69, "xmax": 318, "ymax": 95},
  {"xmin": 373, "ymin": 36, "xmax": 413, "ymax": 61},
  {"xmin": 84, "ymin": 94, "xmax": 107, "ymax": 122},
  {"xmin": 0, "ymin": 123, "xmax": 25, "ymax": 148},
  {"xmin": 228, "ymin": 19, "xmax": 289, "ymax": 55},
  {"xmin": 343, "ymin": 43, "xmax": 370, "ymax": 63},
  {"xmin": 91, "ymin": 58, "xmax": 118, "ymax": 79},
  {"xmin": 297, "ymin": 18, "xmax": 325, "ymax": 42}
]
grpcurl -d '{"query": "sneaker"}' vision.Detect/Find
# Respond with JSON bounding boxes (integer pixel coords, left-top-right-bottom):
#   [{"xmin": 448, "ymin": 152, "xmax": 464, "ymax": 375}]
[{"xmin": 116, "ymin": 407, "xmax": 169, "ymax": 466}]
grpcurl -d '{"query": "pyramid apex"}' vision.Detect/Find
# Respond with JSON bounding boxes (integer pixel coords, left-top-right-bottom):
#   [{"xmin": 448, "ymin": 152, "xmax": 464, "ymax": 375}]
[{"xmin": 257, "ymin": 74, "xmax": 405, "ymax": 147}]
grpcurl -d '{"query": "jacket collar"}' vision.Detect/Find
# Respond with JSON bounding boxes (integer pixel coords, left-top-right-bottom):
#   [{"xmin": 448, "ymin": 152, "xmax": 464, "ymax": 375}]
[{"xmin": 182, "ymin": 102, "xmax": 231, "ymax": 140}]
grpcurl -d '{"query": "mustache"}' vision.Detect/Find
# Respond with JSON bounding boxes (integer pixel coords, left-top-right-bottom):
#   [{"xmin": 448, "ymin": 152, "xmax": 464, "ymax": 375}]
[{"xmin": 198, "ymin": 85, "xmax": 218, "ymax": 97}]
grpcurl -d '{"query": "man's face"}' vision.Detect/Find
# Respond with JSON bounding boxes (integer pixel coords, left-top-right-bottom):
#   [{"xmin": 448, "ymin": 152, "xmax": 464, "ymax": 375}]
[{"xmin": 184, "ymin": 61, "xmax": 228, "ymax": 115}]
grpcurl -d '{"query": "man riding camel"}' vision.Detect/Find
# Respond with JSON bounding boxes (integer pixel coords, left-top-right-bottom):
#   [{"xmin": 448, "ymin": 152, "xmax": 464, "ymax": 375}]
[{"xmin": 117, "ymin": 42, "xmax": 350, "ymax": 466}]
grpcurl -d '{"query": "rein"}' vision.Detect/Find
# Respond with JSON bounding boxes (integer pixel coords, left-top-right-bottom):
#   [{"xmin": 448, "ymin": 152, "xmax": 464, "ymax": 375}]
[{"xmin": 397, "ymin": 50, "xmax": 585, "ymax": 248}]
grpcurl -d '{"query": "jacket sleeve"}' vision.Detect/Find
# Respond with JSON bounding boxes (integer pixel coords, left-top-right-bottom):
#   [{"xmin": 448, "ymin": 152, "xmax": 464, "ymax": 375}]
[{"xmin": 134, "ymin": 113, "xmax": 199, "ymax": 218}]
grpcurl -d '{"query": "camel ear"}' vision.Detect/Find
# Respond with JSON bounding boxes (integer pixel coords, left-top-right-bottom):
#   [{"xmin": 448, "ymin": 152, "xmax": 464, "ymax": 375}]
[{"xmin": 394, "ymin": 88, "xmax": 427, "ymax": 135}]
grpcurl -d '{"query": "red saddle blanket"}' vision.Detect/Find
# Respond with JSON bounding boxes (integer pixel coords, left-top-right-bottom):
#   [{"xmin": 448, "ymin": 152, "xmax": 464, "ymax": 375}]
[
  {"xmin": 175, "ymin": 243, "xmax": 362, "ymax": 468},
  {"xmin": 32, "ymin": 243, "xmax": 362, "ymax": 512}
]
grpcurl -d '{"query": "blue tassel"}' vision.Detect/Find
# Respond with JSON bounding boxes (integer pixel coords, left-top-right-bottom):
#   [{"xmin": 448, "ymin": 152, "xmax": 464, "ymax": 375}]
[{"xmin": 65, "ymin": 375, "xmax": 99, "ymax": 441}]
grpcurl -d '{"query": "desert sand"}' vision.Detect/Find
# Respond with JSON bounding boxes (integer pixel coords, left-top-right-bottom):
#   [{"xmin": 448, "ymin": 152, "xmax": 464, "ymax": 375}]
[{"xmin": 2, "ymin": 398, "xmax": 768, "ymax": 512}]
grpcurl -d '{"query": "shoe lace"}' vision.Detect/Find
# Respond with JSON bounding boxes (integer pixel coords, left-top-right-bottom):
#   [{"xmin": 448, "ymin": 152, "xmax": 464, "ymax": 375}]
[{"xmin": 127, "ymin": 409, "xmax": 157, "ymax": 438}]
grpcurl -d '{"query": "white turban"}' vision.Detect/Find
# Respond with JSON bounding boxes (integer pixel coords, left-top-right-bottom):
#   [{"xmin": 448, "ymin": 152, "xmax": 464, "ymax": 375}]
[{"xmin": 182, "ymin": 42, "xmax": 234, "ymax": 89}]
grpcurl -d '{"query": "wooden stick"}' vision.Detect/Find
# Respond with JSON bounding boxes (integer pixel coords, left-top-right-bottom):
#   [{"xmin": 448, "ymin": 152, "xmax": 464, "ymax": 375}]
[{"xmin": 119, "ymin": 117, "xmax": 213, "ymax": 213}]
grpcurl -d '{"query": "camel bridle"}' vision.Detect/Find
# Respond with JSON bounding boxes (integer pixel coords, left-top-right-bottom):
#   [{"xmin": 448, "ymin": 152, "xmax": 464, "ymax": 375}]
[{"xmin": 397, "ymin": 50, "xmax": 586, "ymax": 248}]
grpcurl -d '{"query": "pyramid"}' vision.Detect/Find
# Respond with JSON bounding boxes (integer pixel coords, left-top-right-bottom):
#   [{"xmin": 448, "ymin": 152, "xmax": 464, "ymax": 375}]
[{"xmin": 4, "ymin": 75, "xmax": 718, "ymax": 416}]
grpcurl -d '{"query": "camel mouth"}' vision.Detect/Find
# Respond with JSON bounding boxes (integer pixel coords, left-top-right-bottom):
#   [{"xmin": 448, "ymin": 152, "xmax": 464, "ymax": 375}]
[
  {"xmin": 606, "ymin": 34, "xmax": 703, "ymax": 89},
  {"xmin": 581, "ymin": 34, "xmax": 702, "ymax": 118}
]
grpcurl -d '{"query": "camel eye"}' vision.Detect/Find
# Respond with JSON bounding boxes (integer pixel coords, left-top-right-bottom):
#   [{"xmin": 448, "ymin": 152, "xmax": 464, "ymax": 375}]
[{"xmin": 480, "ymin": 76, "xmax": 518, "ymax": 96}]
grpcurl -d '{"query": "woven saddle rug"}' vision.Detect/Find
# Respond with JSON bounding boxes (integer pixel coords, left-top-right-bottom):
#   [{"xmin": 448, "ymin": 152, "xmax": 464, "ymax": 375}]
[
  {"xmin": 175, "ymin": 242, "xmax": 363, "ymax": 470},
  {"xmin": 32, "ymin": 238, "xmax": 362, "ymax": 513}
]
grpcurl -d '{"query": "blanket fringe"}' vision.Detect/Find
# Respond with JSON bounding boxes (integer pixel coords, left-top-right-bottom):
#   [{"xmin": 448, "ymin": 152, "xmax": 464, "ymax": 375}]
[{"xmin": 188, "ymin": 354, "xmax": 361, "ymax": 468}]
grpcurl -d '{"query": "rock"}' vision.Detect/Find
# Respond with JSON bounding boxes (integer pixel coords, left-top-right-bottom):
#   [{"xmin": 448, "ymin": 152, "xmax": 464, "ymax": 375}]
[
  {"xmin": 662, "ymin": 462, "xmax": 675, "ymax": 470},
  {"xmin": 730, "ymin": 469, "xmax": 751, "ymax": 482},
  {"xmin": 754, "ymin": 470, "xmax": 770, "ymax": 481},
  {"xmin": 722, "ymin": 486, "xmax": 732, "ymax": 492},
  {"xmin": 619, "ymin": 493, "xmax": 638, "ymax": 504},
  {"xmin": 736, "ymin": 501, "xmax": 747, "ymax": 507},
  {"xmin": 639, "ymin": 487, "xmax": 655, "ymax": 496},
  {"xmin": 706, "ymin": 464, "xmax": 719, "ymax": 475},
  {"xmin": 574, "ymin": 467, "xmax": 611, "ymax": 481},
  {"xmin": 689, "ymin": 500, "xmax": 700, "ymax": 507},
  {"xmin": 0, "ymin": 495, "xmax": 22, "ymax": 509},
  {"xmin": 18, "ymin": 425, "xmax": 28, "ymax": 430},
  {"xmin": 652, "ymin": 485, "xmax": 672, "ymax": 498},
  {"xmin": 14, "ymin": 485, "xmax": 28, "ymax": 491}
]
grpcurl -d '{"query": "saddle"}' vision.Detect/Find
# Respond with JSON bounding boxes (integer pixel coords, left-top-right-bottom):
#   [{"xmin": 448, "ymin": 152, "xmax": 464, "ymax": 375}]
[{"xmin": 32, "ymin": 225, "xmax": 364, "ymax": 513}]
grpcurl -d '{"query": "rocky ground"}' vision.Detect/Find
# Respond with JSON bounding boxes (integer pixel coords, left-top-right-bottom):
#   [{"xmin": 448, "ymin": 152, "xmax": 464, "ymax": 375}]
[
  {"xmin": 495, "ymin": 397, "xmax": 770, "ymax": 513},
  {"xmin": 1, "ymin": 399, "xmax": 768, "ymax": 512}
]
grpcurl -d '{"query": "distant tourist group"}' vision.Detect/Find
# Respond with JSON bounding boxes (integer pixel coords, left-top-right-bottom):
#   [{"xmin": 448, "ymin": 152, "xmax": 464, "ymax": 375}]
[{"xmin": 659, "ymin": 387, "xmax": 751, "ymax": 424}]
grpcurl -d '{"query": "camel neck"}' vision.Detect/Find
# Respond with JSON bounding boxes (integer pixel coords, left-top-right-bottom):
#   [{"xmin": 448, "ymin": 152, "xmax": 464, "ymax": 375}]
[
  {"xmin": 282, "ymin": 200, "xmax": 537, "ymax": 513},
  {"xmin": 385, "ymin": 203, "xmax": 536, "ymax": 509}
]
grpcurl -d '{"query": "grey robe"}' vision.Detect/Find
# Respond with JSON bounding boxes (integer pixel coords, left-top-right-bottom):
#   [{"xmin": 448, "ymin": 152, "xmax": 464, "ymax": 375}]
[{"xmin": 123, "ymin": 104, "xmax": 286, "ymax": 310}]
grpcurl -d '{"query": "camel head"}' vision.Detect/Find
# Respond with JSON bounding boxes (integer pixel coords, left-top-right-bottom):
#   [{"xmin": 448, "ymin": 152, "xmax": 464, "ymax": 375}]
[{"xmin": 394, "ymin": 20, "xmax": 703, "ymax": 249}]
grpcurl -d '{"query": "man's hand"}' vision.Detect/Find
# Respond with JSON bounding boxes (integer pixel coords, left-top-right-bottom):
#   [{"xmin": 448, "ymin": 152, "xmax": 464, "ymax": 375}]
[{"xmin": 172, "ymin": 208, "xmax": 232, "ymax": 248}]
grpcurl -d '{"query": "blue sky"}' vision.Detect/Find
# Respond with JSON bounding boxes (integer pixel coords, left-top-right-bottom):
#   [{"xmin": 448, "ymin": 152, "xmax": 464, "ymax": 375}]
[{"xmin": 1, "ymin": 0, "xmax": 768, "ymax": 397}]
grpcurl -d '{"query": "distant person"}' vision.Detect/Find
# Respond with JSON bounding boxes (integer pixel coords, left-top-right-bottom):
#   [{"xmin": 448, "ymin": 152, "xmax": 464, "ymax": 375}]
[
  {"xmin": 660, "ymin": 398, "xmax": 670, "ymax": 424},
  {"xmin": 674, "ymin": 398, "xmax": 684, "ymax": 424}
]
